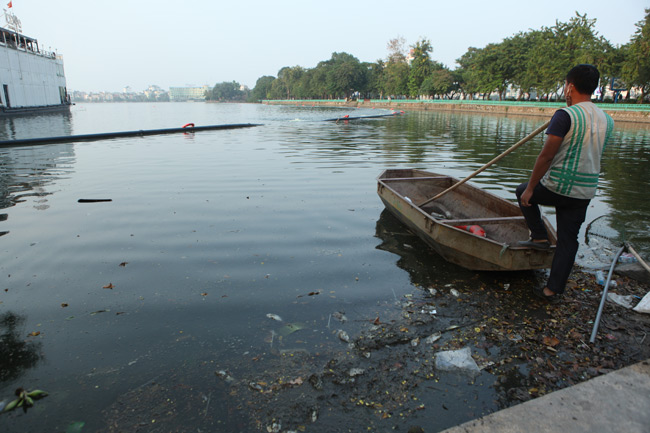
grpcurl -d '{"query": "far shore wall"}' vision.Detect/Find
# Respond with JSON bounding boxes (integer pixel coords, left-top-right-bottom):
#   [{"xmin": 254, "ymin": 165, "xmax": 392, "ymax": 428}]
[{"xmin": 264, "ymin": 100, "xmax": 650, "ymax": 124}]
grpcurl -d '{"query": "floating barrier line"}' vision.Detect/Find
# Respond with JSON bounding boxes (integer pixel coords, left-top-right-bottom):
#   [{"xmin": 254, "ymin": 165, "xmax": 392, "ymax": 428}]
[
  {"xmin": 322, "ymin": 113, "xmax": 403, "ymax": 122},
  {"xmin": 0, "ymin": 123, "xmax": 262, "ymax": 148}
]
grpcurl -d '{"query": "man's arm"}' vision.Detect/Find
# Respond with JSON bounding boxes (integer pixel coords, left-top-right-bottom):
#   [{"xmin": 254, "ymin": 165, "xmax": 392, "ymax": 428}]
[{"xmin": 519, "ymin": 134, "xmax": 564, "ymax": 207}]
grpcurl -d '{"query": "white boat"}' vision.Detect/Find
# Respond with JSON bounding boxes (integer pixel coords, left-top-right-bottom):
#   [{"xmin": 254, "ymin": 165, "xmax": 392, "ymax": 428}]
[{"xmin": 0, "ymin": 9, "xmax": 71, "ymax": 115}]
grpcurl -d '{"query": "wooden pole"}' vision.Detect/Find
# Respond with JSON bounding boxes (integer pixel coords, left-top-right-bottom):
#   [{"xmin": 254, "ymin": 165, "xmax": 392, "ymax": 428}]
[
  {"xmin": 418, "ymin": 120, "xmax": 550, "ymax": 207},
  {"xmin": 626, "ymin": 243, "xmax": 650, "ymax": 275}
]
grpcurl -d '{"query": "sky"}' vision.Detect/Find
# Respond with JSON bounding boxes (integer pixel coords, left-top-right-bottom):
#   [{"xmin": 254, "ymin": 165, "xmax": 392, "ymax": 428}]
[{"xmin": 8, "ymin": 0, "xmax": 650, "ymax": 92}]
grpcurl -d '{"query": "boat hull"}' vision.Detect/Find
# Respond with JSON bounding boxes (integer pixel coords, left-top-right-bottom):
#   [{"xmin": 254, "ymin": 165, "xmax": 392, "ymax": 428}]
[
  {"xmin": 377, "ymin": 169, "xmax": 557, "ymax": 271},
  {"xmin": 0, "ymin": 103, "xmax": 71, "ymax": 116}
]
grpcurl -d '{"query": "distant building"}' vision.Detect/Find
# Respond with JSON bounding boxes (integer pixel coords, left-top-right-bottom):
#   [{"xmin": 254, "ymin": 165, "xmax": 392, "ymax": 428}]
[{"xmin": 169, "ymin": 85, "xmax": 210, "ymax": 101}]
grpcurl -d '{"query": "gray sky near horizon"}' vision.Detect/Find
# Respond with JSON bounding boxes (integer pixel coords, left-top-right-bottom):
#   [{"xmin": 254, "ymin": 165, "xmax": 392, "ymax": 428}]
[{"xmin": 10, "ymin": 0, "xmax": 649, "ymax": 92}]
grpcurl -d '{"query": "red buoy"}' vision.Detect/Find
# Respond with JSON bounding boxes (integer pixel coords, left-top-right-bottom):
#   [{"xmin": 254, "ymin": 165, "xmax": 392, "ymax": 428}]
[{"xmin": 454, "ymin": 225, "xmax": 486, "ymax": 237}]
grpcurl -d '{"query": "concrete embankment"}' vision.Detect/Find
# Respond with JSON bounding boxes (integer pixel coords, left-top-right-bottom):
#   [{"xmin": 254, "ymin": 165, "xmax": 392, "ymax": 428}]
[
  {"xmin": 264, "ymin": 100, "xmax": 650, "ymax": 124},
  {"xmin": 441, "ymin": 359, "xmax": 650, "ymax": 433}
]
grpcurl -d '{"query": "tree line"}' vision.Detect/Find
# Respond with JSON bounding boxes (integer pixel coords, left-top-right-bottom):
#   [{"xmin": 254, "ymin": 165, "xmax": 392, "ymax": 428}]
[{"xmin": 238, "ymin": 10, "xmax": 650, "ymax": 104}]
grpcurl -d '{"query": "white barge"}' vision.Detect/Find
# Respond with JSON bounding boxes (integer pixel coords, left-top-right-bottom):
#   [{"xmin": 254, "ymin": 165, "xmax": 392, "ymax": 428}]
[{"xmin": 0, "ymin": 10, "xmax": 71, "ymax": 115}]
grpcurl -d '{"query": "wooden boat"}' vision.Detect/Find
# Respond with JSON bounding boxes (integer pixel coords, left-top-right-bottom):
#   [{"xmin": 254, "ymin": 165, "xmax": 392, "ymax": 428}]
[{"xmin": 377, "ymin": 169, "xmax": 557, "ymax": 271}]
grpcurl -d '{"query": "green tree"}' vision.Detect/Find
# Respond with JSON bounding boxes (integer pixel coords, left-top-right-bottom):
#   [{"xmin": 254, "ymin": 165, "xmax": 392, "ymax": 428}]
[
  {"xmin": 407, "ymin": 38, "xmax": 433, "ymax": 97},
  {"xmin": 322, "ymin": 52, "xmax": 369, "ymax": 99},
  {"xmin": 383, "ymin": 61, "xmax": 409, "ymax": 97},
  {"xmin": 208, "ymin": 81, "xmax": 244, "ymax": 101},
  {"xmin": 501, "ymin": 32, "xmax": 536, "ymax": 99},
  {"xmin": 275, "ymin": 66, "xmax": 305, "ymax": 99},
  {"xmin": 456, "ymin": 47, "xmax": 486, "ymax": 99},
  {"xmin": 621, "ymin": 8, "xmax": 650, "ymax": 103},
  {"xmin": 525, "ymin": 13, "xmax": 610, "ymax": 99},
  {"xmin": 250, "ymin": 76, "xmax": 275, "ymax": 101},
  {"xmin": 364, "ymin": 60, "xmax": 385, "ymax": 99},
  {"xmin": 420, "ymin": 68, "xmax": 454, "ymax": 98}
]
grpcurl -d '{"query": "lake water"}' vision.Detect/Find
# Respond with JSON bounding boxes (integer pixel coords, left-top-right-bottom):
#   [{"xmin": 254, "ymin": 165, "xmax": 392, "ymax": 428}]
[{"xmin": 0, "ymin": 103, "xmax": 649, "ymax": 432}]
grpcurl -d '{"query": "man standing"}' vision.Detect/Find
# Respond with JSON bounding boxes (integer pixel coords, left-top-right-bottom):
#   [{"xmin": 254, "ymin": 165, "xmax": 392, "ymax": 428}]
[{"xmin": 516, "ymin": 64, "xmax": 615, "ymax": 301}]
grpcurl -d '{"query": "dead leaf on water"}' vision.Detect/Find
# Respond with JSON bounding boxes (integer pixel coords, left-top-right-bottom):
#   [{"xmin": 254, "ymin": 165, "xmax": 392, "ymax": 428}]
[
  {"xmin": 103, "ymin": 283, "xmax": 114, "ymax": 289},
  {"xmin": 119, "ymin": 262, "xmax": 128, "ymax": 267},
  {"xmin": 61, "ymin": 303, "xmax": 69, "ymax": 307},
  {"xmin": 29, "ymin": 331, "xmax": 40, "ymax": 337},
  {"xmin": 277, "ymin": 323, "xmax": 305, "ymax": 338}
]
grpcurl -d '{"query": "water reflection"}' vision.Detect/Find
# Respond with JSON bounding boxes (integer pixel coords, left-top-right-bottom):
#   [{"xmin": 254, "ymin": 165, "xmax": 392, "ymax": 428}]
[
  {"xmin": 375, "ymin": 210, "xmax": 479, "ymax": 284},
  {"xmin": 0, "ymin": 111, "xmax": 72, "ymax": 141},
  {"xmin": 0, "ymin": 312, "xmax": 42, "ymax": 383},
  {"xmin": 0, "ymin": 142, "xmax": 75, "ymax": 211}
]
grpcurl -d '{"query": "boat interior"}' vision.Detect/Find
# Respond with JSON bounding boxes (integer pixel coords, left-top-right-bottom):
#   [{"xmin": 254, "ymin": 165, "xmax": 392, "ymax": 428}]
[{"xmin": 378, "ymin": 169, "xmax": 557, "ymax": 245}]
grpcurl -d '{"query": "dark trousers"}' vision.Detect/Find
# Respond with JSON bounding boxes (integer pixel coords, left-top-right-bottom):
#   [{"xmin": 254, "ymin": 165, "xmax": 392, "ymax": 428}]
[{"xmin": 516, "ymin": 182, "xmax": 590, "ymax": 294}]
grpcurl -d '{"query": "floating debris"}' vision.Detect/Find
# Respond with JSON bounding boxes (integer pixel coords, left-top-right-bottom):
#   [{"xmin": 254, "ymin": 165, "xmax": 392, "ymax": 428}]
[
  {"xmin": 348, "ymin": 368, "xmax": 365, "ymax": 377},
  {"xmin": 308, "ymin": 374, "xmax": 323, "ymax": 390},
  {"xmin": 337, "ymin": 330, "xmax": 350, "ymax": 343},
  {"xmin": 332, "ymin": 311, "xmax": 348, "ymax": 323},
  {"xmin": 248, "ymin": 382, "xmax": 264, "ymax": 392},
  {"xmin": 276, "ymin": 323, "xmax": 305, "ymax": 338},
  {"xmin": 2, "ymin": 388, "xmax": 48, "ymax": 412},
  {"xmin": 215, "ymin": 370, "xmax": 235, "ymax": 383},
  {"xmin": 266, "ymin": 313, "xmax": 283, "ymax": 322}
]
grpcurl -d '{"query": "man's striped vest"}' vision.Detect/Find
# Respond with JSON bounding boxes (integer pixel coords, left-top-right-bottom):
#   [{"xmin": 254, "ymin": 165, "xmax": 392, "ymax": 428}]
[{"xmin": 541, "ymin": 102, "xmax": 615, "ymax": 199}]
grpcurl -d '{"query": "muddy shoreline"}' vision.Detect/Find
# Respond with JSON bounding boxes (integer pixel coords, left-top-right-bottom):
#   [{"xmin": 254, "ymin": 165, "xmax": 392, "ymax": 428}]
[{"xmin": 99, "ymin": 264, "xmax": 650, "ymax": 432}]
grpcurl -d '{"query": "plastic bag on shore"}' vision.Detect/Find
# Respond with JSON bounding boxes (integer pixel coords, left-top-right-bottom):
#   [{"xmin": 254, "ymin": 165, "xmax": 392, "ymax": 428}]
[
  {"xmin": 633, "ymin": 291, "xmax": 650, "ymax": 314},
  {"xmin": 434, "ymin": 347, "xmax": 480, "ymax": 375},
  {"xmin": 607, "ymin": 292, "xmax": 636, "ymax": 309}
]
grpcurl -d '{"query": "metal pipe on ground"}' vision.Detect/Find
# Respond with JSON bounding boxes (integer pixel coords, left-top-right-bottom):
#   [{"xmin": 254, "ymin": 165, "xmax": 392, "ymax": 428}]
[
  {"xmin": 590, "ymin": 245, "xmax": 626, "ymax": 344},
  {"xmin": 0, "ymin": 123, "xmax": 262, "ymax": 148}
]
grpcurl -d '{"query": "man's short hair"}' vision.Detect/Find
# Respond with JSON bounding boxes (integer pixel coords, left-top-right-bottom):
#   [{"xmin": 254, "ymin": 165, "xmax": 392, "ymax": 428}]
[{"xmin": 566, "ymin": 64, "xmax": 600, "ymax": 95}]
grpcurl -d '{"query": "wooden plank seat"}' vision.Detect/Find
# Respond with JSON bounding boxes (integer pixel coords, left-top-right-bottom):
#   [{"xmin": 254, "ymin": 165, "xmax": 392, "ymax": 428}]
[{"xmin": 440, "ymin": 216, "xmax": 526, "ymax": 225}]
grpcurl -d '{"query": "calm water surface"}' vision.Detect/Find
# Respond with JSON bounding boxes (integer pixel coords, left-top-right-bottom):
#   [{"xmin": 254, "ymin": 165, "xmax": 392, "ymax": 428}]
[{"xmin": 0, "ymin": 103, "xmax": 649, "ymax": 432}]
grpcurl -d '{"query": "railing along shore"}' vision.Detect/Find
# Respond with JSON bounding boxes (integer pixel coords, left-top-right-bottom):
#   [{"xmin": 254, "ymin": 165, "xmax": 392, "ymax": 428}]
[{"xmin": 263, "ymin": 99, "xmax": 650, "ymax": 122}]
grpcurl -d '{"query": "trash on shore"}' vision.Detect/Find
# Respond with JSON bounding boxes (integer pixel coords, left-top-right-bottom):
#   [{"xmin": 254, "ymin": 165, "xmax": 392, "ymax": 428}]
[
  {"xmin": 633, "ymin": 291, "xmax": 650, "ymax": 314},
  {"xmin": 607, "ymin": 292, "xmax": 636, "ymax": 309},
  {"xmin": 434, "ymin": 347, "xmax": 480, "ymax": 376},
  {"xmin": 423, "ymin": 333, "xmax": 442, "ymax": 345}
]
